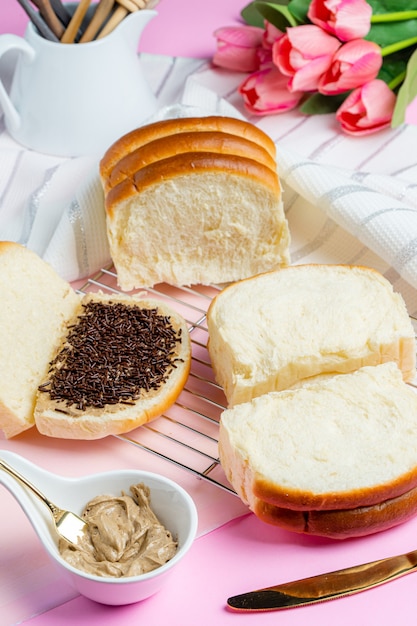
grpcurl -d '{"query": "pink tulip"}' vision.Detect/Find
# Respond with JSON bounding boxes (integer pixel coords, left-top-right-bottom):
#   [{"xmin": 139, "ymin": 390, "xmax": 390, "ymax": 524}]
[
  {"xmin": 263, "ymin": 21, "xmax": 285, "ymax": 49},
  {"xmin": 257, "ymin": 47, "xmax": 273, "ymax": 69},
  {"xmin": 308, "ymin": 0, "xmax": 372, "ymax": 41},
  {"xmin": 239, "ymin": 65, "xmax": 303, "ymax": 115},
  {"xmin": 336, "ymin": 79, "xmax": 396, "ymax": 136},
  {"xmin": 213, "ymin": 26, "xmax": 264, "ymax": 72},
  {"xmin": 273, "ymin": 25, "xmax": 341, "ymax": 92},
  {"xmin": 256, "ymin": 23, "xmax": 284, "ymax": 69},
  {"xmin": 319, "ymin": 39, "xmax": 382, "ymax": 95}
]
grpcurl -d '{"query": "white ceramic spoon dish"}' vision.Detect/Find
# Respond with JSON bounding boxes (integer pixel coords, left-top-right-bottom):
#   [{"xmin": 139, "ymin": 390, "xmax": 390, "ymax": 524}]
[{"xmin": 0, "ymin": 450, "xmax": 198, "ymax": 605}]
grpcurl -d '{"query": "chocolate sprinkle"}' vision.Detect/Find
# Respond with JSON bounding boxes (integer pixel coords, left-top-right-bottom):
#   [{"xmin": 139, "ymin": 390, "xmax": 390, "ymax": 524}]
[{"xmin": 38, "ymin": 301, "xmax": 184, "ymax": 410}]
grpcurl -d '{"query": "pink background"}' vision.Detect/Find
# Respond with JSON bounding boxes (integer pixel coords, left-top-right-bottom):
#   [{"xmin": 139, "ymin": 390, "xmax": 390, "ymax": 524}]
[{"xmin": 1, "ymin": 1, "xmax": 417, "ymax": 625}]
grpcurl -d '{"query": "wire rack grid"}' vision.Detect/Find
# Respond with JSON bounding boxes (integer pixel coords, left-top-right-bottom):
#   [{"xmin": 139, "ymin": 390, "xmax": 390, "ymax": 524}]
[
  {"xmin": 77, "ymin": 265, "xmax": 235, "ymax": 494},
  {"xmin": 77, "ymin": 267, "xmax": 417, "ymax": 497}
]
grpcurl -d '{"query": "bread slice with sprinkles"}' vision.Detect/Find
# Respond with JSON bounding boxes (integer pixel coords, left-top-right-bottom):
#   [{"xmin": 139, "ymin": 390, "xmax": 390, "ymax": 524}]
[
  {"xmin": 34, "ymin": 292, "xmax": 191, "ymax": 439},
  {"xmin": 0, "ymin": 242, "xmax": 191, "ymax": 440}
]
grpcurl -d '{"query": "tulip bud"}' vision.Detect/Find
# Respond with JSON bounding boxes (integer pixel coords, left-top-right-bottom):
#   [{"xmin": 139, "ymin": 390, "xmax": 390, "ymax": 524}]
[
  {"xmin": 308, "ymin": 0, "xmax": 372, "ymax": 41},
  {"xmin": 239, "ymin": 66, "xmax": 303, "ymax": 114},
  {"xmin": 319, "ymin": 39, "xmax": 382, "ymax": 95},
  {"xmin": 336, "ymin": 79, "xmax": 396, "ymax": 135},
  {"xmin": 273, "ymin": 25, "xmax": 341, "ymax": 92},
  {"xmin": 213, "ymin": 26, "xmax": 264, "ymax": 72}
]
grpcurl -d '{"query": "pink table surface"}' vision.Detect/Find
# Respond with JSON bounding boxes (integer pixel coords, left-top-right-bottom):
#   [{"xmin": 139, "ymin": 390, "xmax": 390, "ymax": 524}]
[{"xmin": 1, "ymin": 2, "xmax": 417, "ymax": 625}]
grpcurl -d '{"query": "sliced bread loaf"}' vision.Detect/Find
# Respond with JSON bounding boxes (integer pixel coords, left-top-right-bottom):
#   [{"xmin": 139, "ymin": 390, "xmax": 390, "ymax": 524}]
[
  {"xmin": 207, "ymin": 264, "xmax": 416, "ymax": 406},
  {"xmin": 219, "ymin": 362, "xmax": 417, "ymax": 538},
  {"xmin": 100, "ymin": 116, "xmax": 290, "ymax": 290},
  {"xmin": 104, "ymin": 152, "xmax": 289, "ymax": 290}
]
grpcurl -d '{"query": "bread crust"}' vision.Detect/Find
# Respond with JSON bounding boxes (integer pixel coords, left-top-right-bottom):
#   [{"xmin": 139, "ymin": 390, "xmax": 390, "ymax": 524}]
[
  {"xmin": 34, "ymin": 294, "xmax": 191, "ymax": 440},
  {"xmin": 105, "ymin": 131, "xmax": 277, "ymax": 191},
  {"xmin": 99, "ymin": 116, "xmax": 277, "ymax": 181},
  {"xmin": 254, "ymin": 470, "xmax": 417, "ymax": 511},
  {"xmin": 105, "ymin": 152, "xmax": 281, "ymax": 219},
  {"xmin": 255, "ymin": 485, "xmax": 417, "ymax": 538}
]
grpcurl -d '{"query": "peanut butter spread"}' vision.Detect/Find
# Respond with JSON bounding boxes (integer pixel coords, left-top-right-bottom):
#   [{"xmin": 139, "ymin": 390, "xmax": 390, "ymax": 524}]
[{"xmin": 59, "ymin": 483, "xmax": 177, "ymax": 578}]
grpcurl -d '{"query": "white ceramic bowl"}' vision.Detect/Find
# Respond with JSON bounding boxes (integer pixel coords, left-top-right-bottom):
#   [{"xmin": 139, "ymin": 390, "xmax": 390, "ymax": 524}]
[{"xmin": 0, "ymin": 450, "xmax": 198, "ymax": 605}]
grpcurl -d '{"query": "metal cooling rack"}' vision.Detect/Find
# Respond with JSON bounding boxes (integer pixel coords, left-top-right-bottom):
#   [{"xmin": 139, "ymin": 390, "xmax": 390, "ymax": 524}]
[
  {"xmin": 77, "ymin": 267, "xmax": 417, "ymax": 496},
  {"xmin": 77, "ymin": 266, "xmax": 234, "ymax": 494}
]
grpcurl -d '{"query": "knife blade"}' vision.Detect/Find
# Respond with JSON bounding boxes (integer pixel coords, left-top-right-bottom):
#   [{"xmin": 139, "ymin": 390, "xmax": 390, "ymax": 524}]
[{"xmin": 227, "ymin": 548, "xmax": 417, "ymax": 611}]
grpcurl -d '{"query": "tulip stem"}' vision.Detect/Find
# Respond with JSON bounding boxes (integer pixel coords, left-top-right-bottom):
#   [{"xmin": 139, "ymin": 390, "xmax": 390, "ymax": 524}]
[
  {"xmin": 381, "ymin": 36, "xmax": 417, "ymax": 57},
  {"xmin": 388, "ymin": 71, "xmax": 406, "ymax": 91},
  {"xmin": 371, "ymin": 11, "xmax": 417, "ymax": 23}
]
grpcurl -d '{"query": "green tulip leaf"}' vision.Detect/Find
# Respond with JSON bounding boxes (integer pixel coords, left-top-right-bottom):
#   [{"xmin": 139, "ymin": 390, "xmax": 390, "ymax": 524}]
[
  {"xmin": 241, "ymin": 1, "xmax": 267, "ymax": 27},
  {"xmin": 378, "ymin": 50, "xmax": 411, "ymax": 85},
  {"xmin": 241, "ymin": 1, "xmax": 293, "ymax": 28},
  {"xmin": 241, "ymin": 1, "xmax": 299, "ymax": 30},
  {"xmin": 392, "ymin": 48, "xmax": 417, "ymax": 127},
  {"xmin": 366, "ymin": 20, "xmax": 417, "ymax": 49},
  {"xmin": 299, "ymin": 93, "xmax": 347, "ymax": 115},
  {"xmin": 287, "ymin": 0, "xmax": 311, "ymax": 23},
  {"xmin": 367, "ymin": 0, "xmax": 417, "ymax": 14}
]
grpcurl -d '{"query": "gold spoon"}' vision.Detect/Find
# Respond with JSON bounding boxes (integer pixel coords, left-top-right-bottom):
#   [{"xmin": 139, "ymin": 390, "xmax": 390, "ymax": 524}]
[{"xmin": 0, "ymin": 458, "xmax": 87, "ymax": 546}]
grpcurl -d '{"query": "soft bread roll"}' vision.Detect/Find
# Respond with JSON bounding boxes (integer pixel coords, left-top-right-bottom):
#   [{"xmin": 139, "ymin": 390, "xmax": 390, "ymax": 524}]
[
  {"xmin": 104, "ymin": 152, "xmax": 290, "ymax": 290},
  {"xmin": 99, "ymin": 115, "xmax": 277, "ymax": 183},
  {"xmin": 219, "ymin": 363, "xmax": 417, "ymax": 538},
  {"xmin": 34, "ymin": 293, "xmax": 191, "ymax": 440},
  {"xmin": 0, "ymin": 242, "xmax": 191, "ymax": 440},
  {"xmin": 0, "ymin": 242, "xmax": 80, "ymax": 438},
  {"xmin": 207, "ymin": 264, "xmax": 416, "ymax": 406},
  {"xmin": 105, "ymin": 131, "xmax": 277, "ymax": 191}
]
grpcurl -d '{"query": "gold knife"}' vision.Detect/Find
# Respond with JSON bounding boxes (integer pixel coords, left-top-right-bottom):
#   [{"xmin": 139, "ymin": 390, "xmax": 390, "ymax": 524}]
[{"xmin": 227, "ymin": 549, "xmax": 417, "ymax": 611}]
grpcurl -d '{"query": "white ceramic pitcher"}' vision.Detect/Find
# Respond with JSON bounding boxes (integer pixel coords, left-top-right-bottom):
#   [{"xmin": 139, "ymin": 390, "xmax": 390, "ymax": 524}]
[{"xmin": 0, "ymin": 9, "xmax": 158, "ymax": 157}]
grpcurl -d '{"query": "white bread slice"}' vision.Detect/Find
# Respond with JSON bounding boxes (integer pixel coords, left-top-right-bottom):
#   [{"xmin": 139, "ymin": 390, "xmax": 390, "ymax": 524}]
[
  {"xmin": 0, "ymin": 242, "xmax": 80, "ymax": 438},
  {"xmin": 104, "ymin": 152, "xmax": 290, "ymax": 290},
  {"xmin": 105, "ymin": 130, "xmax": 277, "ymax": 192},
  {"xmin": 34, "ymin": 293, "xmax": 191, "ymax": 440},
  {"xmin": 219, "ymin": 363, "xmax": 417, "ymax": 538},
  {"xmin": 207, "ymin": 264, "xmax": 416, "ymax": 406},
  {"xmin": 99, "ymin": 115, "xmax": 277, "ymax": 183},
  {"xmin": 0, "ymin": 242, "xmax": 191, "ymax": 440}
]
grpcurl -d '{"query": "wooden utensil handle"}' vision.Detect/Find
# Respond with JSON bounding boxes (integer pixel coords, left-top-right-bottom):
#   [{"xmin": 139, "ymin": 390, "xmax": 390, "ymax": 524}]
[
  {"xmin": 61, "ymin": 0, "xmax": 91, "ymax": 43},
  {"xmin": 117, "ymin": 0, "xmax": 144, "ymax": 11},
  {"xmin": 79, "ymin": 0, "xmax": 116, "ymax": 43},
  {"xmin": 32, "ymin": 0, "xmax": 65, "ymax": 38},
  {"xmin": 96, "ymin": 0, "xmax": 149, "ymax": 39},
  {"xmin": 96, "ymin": 5, "xmax": 127, "ymax": 39}
]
